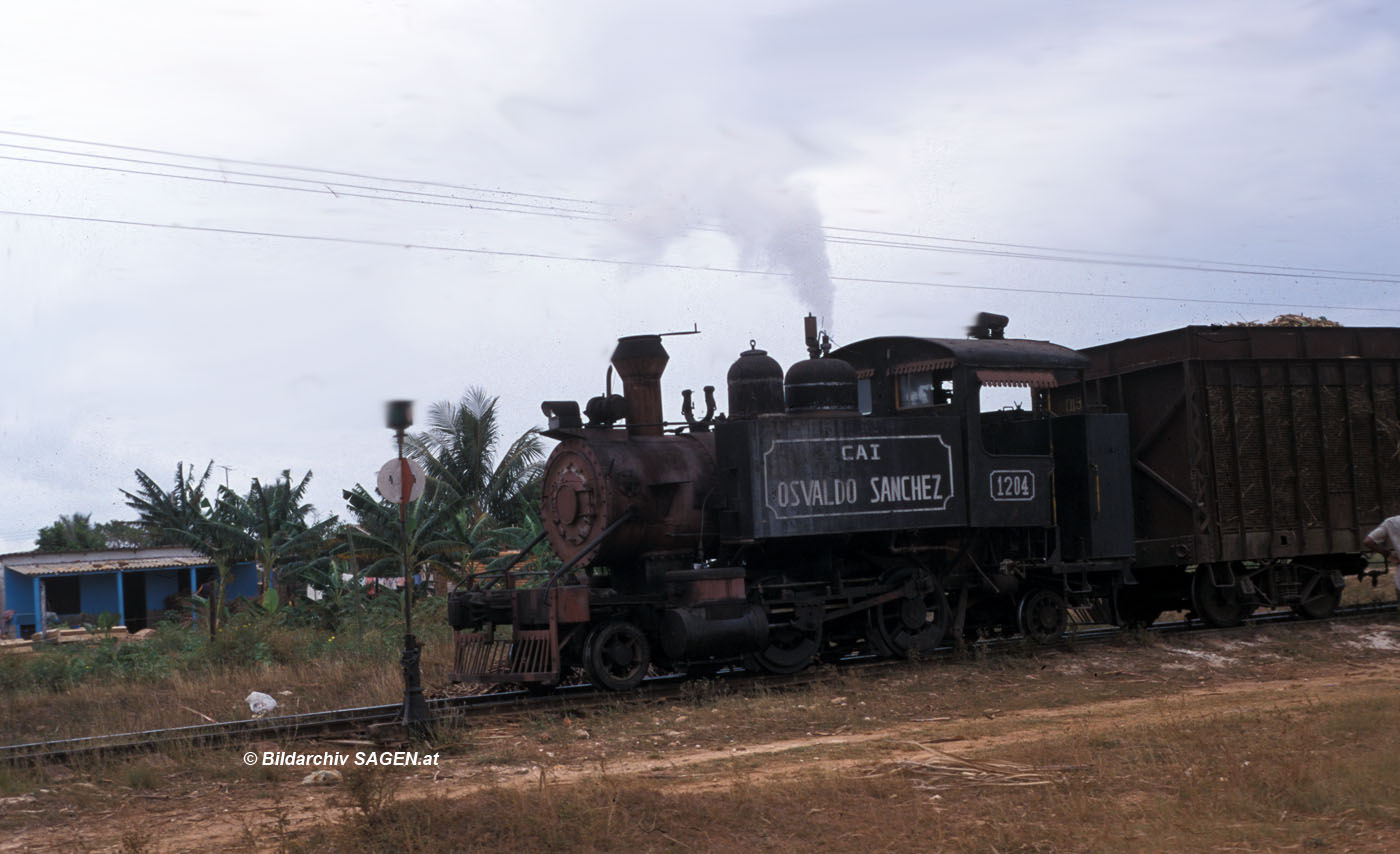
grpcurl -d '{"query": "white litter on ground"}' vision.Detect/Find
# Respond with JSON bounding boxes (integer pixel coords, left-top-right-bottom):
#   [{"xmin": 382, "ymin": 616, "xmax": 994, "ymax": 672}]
[
  {"xmin": 1353, "ymin": 630, "xmax": 1400, "ymax": 652},
  {"xmin": 1163, "ymin": 648, "xmax": 1236, "ymax": 668},
  {"xmin": 302, "ymin": 769, "xmax": 343, "ymax": 785},
  {"xmin": 1216, "ymin": 638, "xmax": 1284, "ymax": 660},
  {"xmin": 245, "ymin": 691, "xmax": 278, "ymax": 717}
]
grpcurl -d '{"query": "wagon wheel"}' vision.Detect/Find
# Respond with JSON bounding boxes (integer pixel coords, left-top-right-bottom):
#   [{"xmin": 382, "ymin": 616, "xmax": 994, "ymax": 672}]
[
  {"xmin": 1018, "ymin": 588, "xmax": 1068, "ymax": 644},
  {"xmin": 868, "ymin": 567, "xmax": 951, "ymax": 658},
  {"xmin": 1291, "ymin": 568, "xmax": 1343, "ymax": 620},
  {"xmin": 744, "ymin": 621, "xmax": 821, "ymax": 675},
  {"xmin": 1190, "ymin": 566, "xmax": 1247, "ymax": 628},
  {"xmin": 583, "ymin": 621, "xmax": 651, "ymax": 691}
]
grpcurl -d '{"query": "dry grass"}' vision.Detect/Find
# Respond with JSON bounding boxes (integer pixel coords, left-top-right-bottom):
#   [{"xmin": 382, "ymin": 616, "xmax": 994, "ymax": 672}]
[
  {"xmin": 293, "ymin": 616, "xmax": 1397, "ymax": 853},
  {"xmin": 2, "ymin": 616, "xmax": 1398, "ymax": 852},
  {"xmin": 0, "ymin": 603, "xmax": 456, "ymax": 744},
  {"xmin": 290, "ymin": 692, "xmax": 1400, "ymax": 853}
]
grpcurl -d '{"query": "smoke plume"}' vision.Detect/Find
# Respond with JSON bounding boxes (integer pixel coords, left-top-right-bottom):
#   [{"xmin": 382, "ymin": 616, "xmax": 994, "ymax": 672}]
[{"xmin": 611, "ymin": 133, "xmax": 836, "ymax": 330}]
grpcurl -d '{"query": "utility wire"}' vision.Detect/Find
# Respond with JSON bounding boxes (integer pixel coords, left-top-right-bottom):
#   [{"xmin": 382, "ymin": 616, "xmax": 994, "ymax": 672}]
[
  {"xmin": 0, "ymin": 153, "xmax": 612, "ymax": 225},
  {"xmin": 5, "ymin": 128, "xmax": 1398, "ymax": 285},
  {"xmin": 824, "ymin": 226, "xmax": 1400, "ymax": 280},
  {"xmin": 0, "ymin": 144, "xmax": 606, "ymax": 218},
  {"xmin": 2, "ymin": 207, "xmax": 1393, "ymax": 315},
  {"xmin": 6, "ymin": 145, "xmax": 1398, "ymax": 287},
  {"xmin": 0, "ymin": 129, "xmax": 592, "ymax": 206},
  {"xmin": 825, "ymin": 233, "xmax": 1400, "ymax": 285}
]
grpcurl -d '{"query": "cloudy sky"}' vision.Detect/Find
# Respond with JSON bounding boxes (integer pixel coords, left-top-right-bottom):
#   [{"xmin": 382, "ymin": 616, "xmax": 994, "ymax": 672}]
[{"xmin": 2, "ymin": 0, "xmax": 1397, "ymax": 553}]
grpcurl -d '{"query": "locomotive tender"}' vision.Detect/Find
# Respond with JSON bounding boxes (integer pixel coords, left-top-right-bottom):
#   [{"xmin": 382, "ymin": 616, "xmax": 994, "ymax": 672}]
[{"xmin": 450, "ymin": 316, "xmax": 1396, "ymax": 691}]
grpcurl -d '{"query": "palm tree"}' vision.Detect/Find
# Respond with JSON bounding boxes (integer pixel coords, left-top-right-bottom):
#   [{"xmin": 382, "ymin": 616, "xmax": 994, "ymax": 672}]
[
  {"xmin": 226, "ymin": 470, "xmax": 338, "ymax": 597},
  {"xmin": 405, "ymin": 386, "xmax": 544, "ymax": 527},
  {"xmin": 339, "ymin": 484, "xmax": 468, "ymax": 588},
  {"xmin": 121, "ymin": 462, "xmax": 253, "ymax": 639},
  {"xmin": 35, "ymin": 513, "xmax": 108, "ymax": 552}
]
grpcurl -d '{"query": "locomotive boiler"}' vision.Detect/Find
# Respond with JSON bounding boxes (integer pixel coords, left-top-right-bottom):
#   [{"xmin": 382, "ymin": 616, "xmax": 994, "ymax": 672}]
[{"xmin": 449, "ymin": 316, "xmax": 1395, "ymax": 691}]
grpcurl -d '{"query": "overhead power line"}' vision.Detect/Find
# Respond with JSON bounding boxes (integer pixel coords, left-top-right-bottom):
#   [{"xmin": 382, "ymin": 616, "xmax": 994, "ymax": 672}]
[
  {"xmin": 0, "ymin": 152, "xmax": 610, "ymax": 225},
  {"xmin": 4, "ymin": 128, "xmax": 1398, "ymax": 286},
  {"xmin": 824, "ymin": 226, "xmax": 1400, "ymax": 280},
  {"xmin": 823, "ymin": 232, "xmax": 1400, "ymax": 285},
  {"xmin": 0, "ymin": 129, "xmax": 592, "ymax": 206},
  {"xmin": 0, "ymin": 144, "xmax": 606, "ymax": 218},
  {"xmin": 2, "ymin": 207, "xmax": 1393, "ymax": 315}
]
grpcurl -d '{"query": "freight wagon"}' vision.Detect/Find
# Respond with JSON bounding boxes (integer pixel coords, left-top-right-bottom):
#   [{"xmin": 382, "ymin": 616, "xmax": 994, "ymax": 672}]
[{"xmin": 1052, "ymin": 324, "xmax": 1400, "ymax": 625}]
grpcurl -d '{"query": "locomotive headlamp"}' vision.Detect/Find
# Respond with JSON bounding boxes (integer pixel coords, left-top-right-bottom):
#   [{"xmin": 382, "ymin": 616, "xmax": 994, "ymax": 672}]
[{"xmin": 386, "ymin": 400, "xmax": 413, "ymax": 432}]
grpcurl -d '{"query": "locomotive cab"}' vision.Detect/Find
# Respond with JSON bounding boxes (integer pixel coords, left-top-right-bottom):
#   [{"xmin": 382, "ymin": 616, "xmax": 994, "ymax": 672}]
[{"xmin": 829, "ymin": 334, "xmax": 1091, "ymax": 532}]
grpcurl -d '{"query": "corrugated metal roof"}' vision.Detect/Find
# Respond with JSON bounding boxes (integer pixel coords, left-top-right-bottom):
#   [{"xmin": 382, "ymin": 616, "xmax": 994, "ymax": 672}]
[
  {"xmin": 832, "ymin": 336, "xmax": 1089, "ymax": 371},
  {"xmin": 1, "ymin": 548, "xmax": 211, "ymax": 577}
]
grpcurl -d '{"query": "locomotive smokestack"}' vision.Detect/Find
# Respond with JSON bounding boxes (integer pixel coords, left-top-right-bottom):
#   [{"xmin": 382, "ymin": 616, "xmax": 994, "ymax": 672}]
[{"xmin": 611, "ymin": 334, "xmax": 669, "ymax": 437}]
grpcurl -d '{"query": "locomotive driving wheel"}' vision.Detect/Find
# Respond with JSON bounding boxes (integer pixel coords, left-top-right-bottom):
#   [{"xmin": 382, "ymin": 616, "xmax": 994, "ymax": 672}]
[
  {"xmin": 744, "ymin": 621, "xmax": 822, "ymax": 675},
  {"xmin": 1017, "ymin": 588, "xmax": 1068, "ymax": 644},
  {"xmin": 867, "ymin": 567, "xmax": 951, "ymax": 658},
  {"xmin": 583, "ymin": 621, "xmax": 651, "ymax": 691}
]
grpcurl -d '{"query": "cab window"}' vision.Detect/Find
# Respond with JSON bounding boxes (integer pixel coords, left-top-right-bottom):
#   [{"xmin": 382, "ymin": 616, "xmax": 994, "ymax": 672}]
[
  {"xmin": 895, "ymin": 370, "xmax": 954, "ymax": 410},
  {"xmin": 979, "ymin": 382, "xmax": 1048, "ymax": 454}
]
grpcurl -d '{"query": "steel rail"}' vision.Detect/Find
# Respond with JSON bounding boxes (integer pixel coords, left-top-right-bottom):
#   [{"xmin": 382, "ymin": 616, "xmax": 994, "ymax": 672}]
[{"xmin": 0, "ymin": 692, "xmax": 517, "ymax": 764}]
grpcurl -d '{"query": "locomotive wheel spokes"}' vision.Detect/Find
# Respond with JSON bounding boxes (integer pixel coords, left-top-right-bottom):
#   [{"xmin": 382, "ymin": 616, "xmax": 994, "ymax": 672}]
[
  {"xmin": 583, "ymin": 621, "xmax": 651, "ymax": 691},
  {"xmin": 1291, "ymin": 568, "xmax": 1343, "ymax": 619},
  {"xmin": 869, "ymin": 568, "xmax": 950, "ymax": 657},
  {"xmin": 1190, "ymin": 565, "xmax": 1247, "ymax": 628},
  {"xmin": 745, "ymin": 621, "xmax": 821, "ymax": 675},
  {"xmin": 1017, "ymin": 588, "xmax": 1068, "ymax": 644}
]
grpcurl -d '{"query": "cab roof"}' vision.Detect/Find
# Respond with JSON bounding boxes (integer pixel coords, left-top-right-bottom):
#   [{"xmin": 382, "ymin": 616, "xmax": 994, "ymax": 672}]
[{"xmin": 830, "ymin": 336, "xmax": 1089, "ymax": 372}]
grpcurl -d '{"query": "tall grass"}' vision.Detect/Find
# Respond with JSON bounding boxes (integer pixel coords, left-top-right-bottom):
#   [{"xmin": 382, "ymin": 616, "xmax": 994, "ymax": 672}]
[{"xmin": 0, "ymin": 594, "xmax": 453, "ymax": 744}]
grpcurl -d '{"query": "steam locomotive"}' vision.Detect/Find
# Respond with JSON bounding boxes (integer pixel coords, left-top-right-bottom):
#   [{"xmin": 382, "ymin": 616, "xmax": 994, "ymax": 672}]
[{"xmin": 449, "ymin": 316, "xmax": 1396, "ymax": 690}]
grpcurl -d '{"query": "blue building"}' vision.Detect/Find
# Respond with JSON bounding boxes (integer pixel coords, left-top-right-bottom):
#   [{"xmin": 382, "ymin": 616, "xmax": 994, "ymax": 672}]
[{"xmin": 0, "ymin": 547, "xmax": 259, "ymax": 637}]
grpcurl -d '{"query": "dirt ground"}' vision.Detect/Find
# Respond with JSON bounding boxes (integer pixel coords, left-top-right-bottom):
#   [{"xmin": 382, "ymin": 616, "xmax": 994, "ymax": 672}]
[{"xmin": 5, "ymin": 616, "xmax": 1399, "ymax": 853}]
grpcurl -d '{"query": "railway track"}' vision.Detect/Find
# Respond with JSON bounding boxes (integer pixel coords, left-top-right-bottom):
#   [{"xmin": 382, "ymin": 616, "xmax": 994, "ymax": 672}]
[
  {"xmin": 4, "ymin": 601, "xmax": 1392, "ymax": 765},
  {"xmin": 0, "ymin": 689, "xmax": 565, "ymax": 765}
]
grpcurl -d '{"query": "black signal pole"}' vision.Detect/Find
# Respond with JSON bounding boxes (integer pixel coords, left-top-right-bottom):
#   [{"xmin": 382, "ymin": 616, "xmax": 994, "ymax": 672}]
[{"xmin": 386, "ymin": 400, "xmax": 429, "ymax": 734}]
